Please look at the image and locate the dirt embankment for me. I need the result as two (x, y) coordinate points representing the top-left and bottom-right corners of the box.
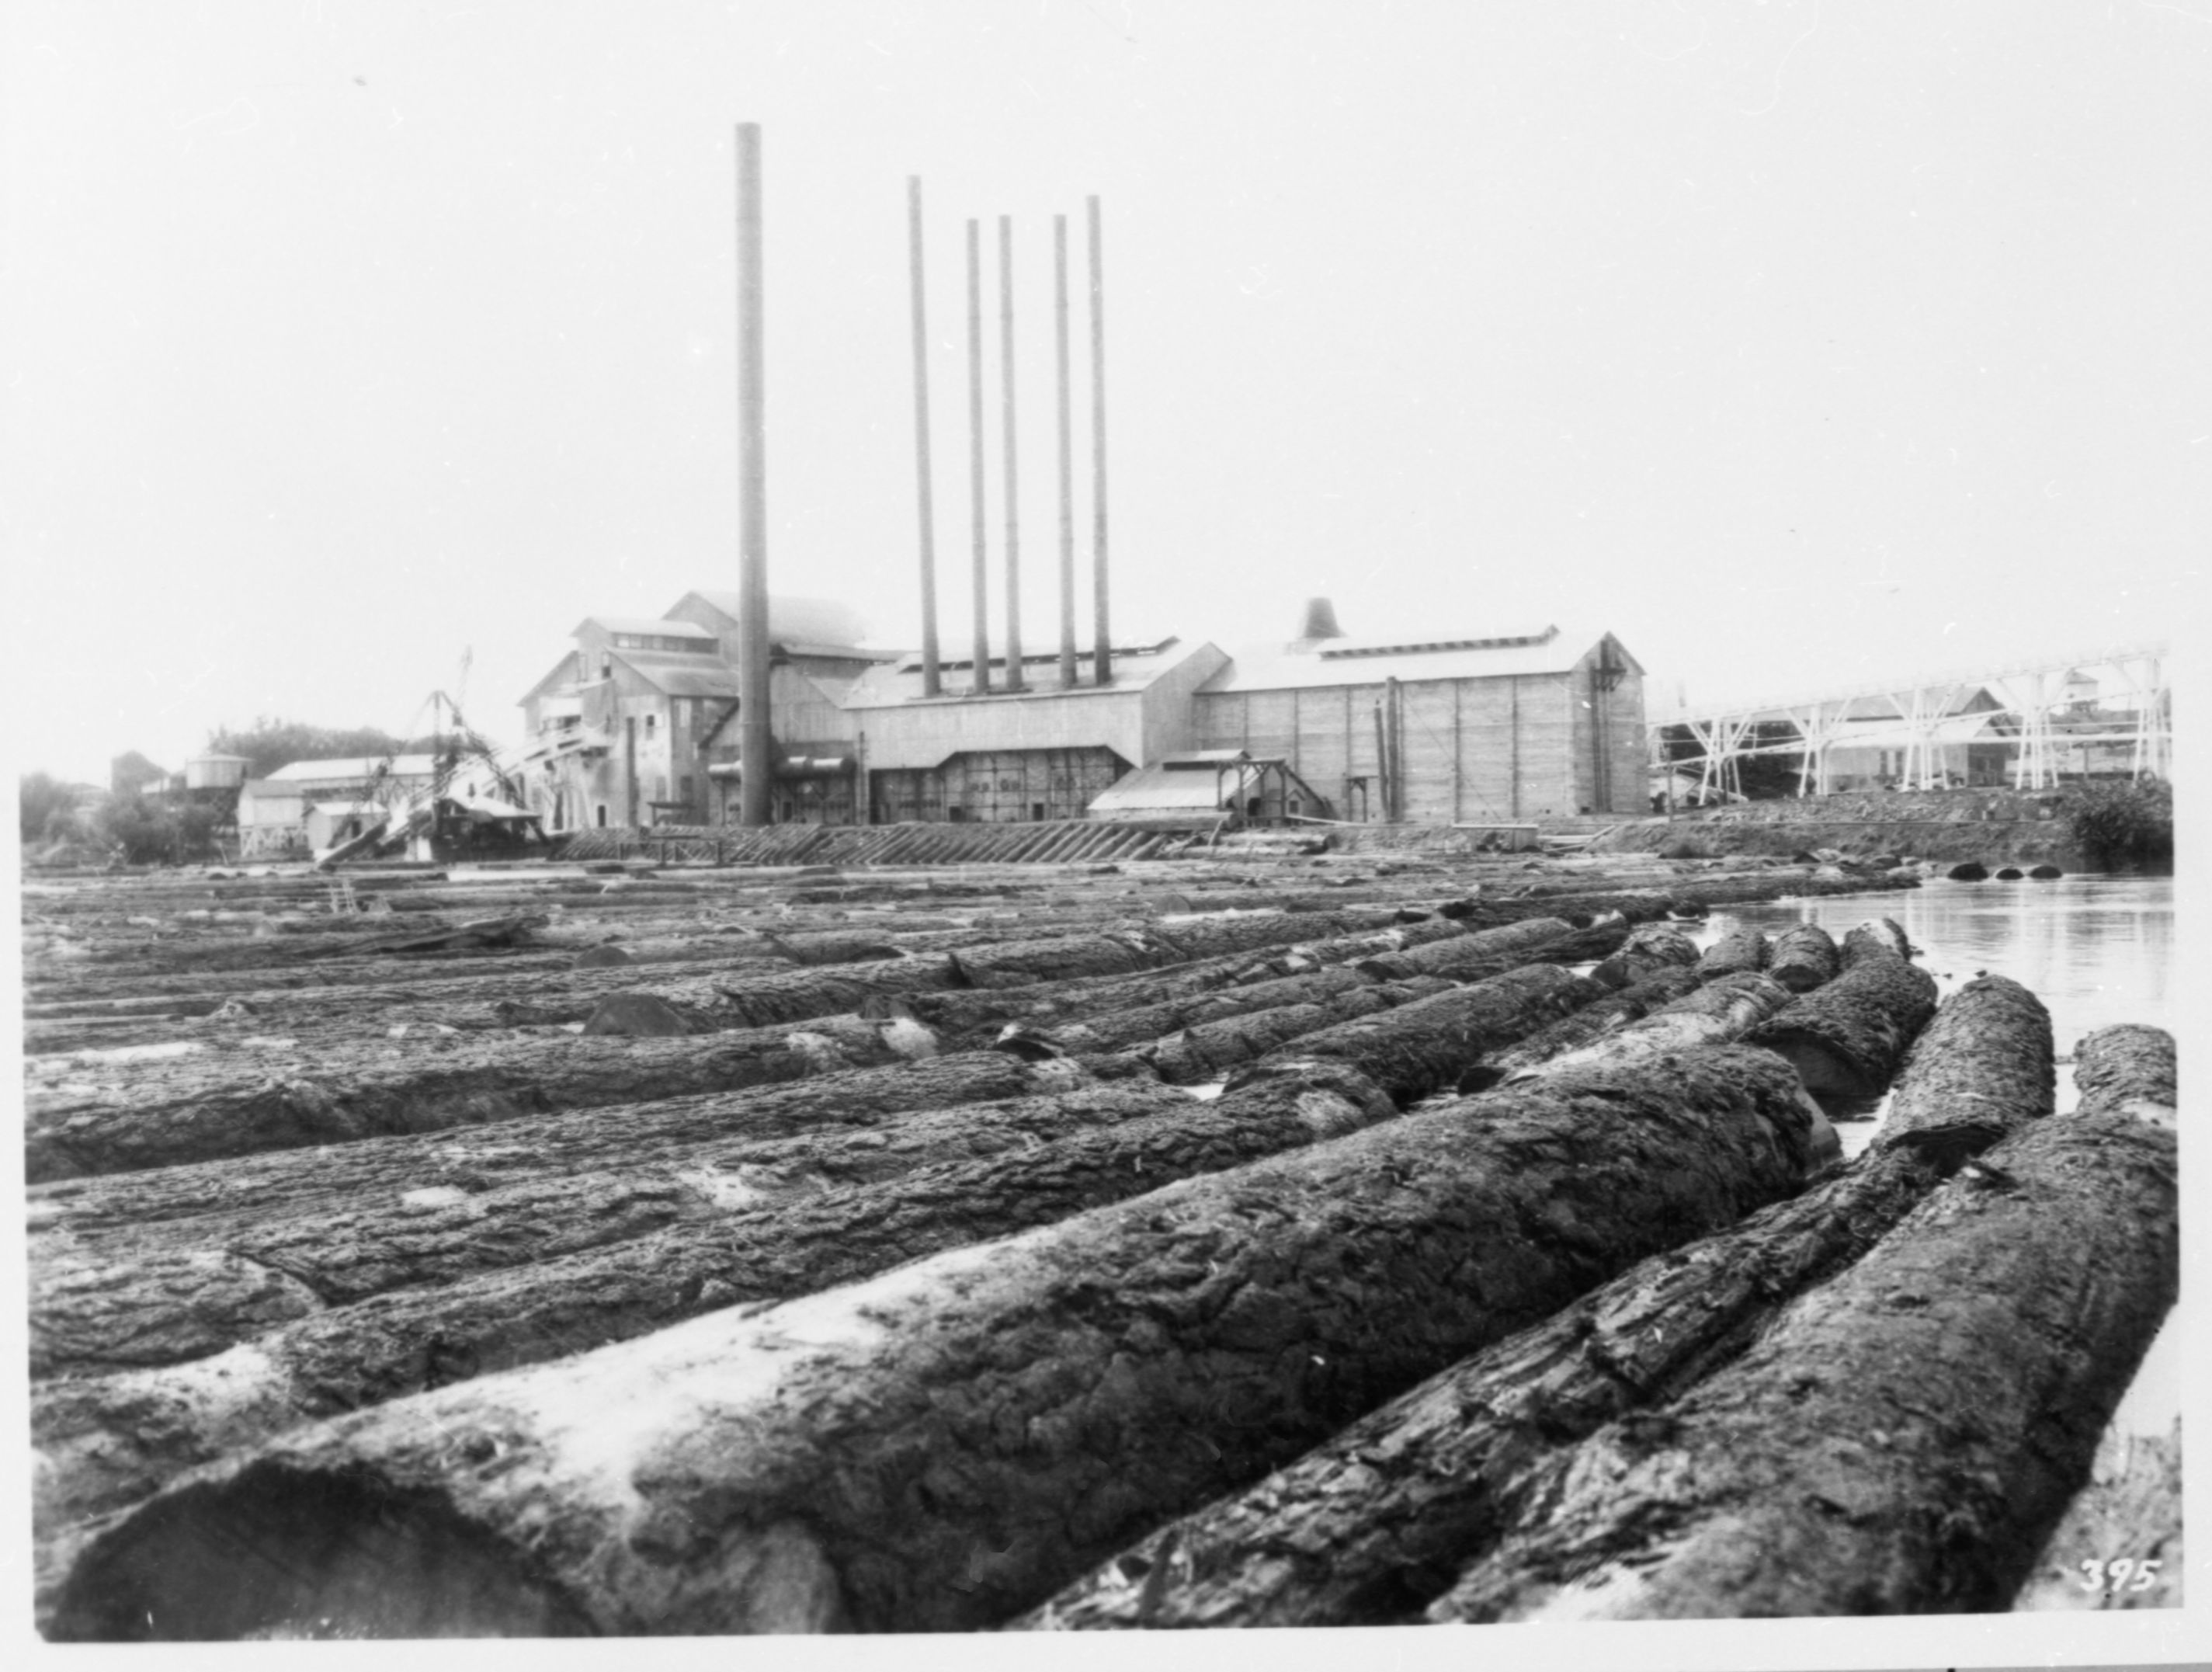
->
(1594, 788), (2080, 868)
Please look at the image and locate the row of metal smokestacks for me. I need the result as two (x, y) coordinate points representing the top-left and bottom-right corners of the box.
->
(908, 178), (1111, 698)
(727, 127), (1113, 824)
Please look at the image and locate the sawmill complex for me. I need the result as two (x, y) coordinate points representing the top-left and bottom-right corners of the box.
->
(516, 593), (1648, 833)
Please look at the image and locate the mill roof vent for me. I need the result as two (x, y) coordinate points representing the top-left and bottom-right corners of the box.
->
(1289, 596), (1346, 652)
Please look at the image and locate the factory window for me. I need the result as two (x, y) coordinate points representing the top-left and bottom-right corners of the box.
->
(680, 775), (694, 803)
(596, 804), (607, 828)
(1031, 803), (1046, 821)
(644, 714), (658, 738)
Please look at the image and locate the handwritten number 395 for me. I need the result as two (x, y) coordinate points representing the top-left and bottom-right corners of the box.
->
(2079, 1558), (2162, 1593)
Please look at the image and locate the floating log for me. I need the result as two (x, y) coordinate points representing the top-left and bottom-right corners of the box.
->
(1035, 963), (1381, 1055)
(1740, 947), (1939, 1100)
(47, 1045), (1828, 1641)
(1131, 978), (1453, 1084)
(1019, 1143), (1951, 1629)
(1589, 923), (1700, 989)
(25, 1014), (928, 1185)
(1454, 967), (1704, 1093)
(1423, 1103), (2179, 1621)
(26, 1051), (1089, 1253)
(36, 1072), (1314, 1534)
(860, 918), (1465, 1043)
(1877, 975), (2053, 1165)
(1765, 923), (1840, 992)
(1840, 915), (1912, 965)
(1247, 963), (1605, 1102)
(1346, 916), (1589, 983)
(2071, 1024), (2176, 1126)
(343, 913), (550, 957)
(1516, 971), (1799, 1085)
(1027, 979), (2059, 1627)
(1692, 926), (1768, 979)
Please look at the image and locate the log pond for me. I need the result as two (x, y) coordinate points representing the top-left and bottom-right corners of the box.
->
(1698, 871), (2178, 1443)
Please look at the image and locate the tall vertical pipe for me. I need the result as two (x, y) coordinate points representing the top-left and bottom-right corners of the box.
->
(1054, 214), (1078, 688)
(908, 177), (942, 699)
(1087, 194), (1110, 686)
(998, 215), (1024, 693)
(735, 123), (773, 829)
(967, 218), (991, 694)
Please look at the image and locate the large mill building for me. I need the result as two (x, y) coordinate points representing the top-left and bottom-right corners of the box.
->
(516, 594), (1644, 832)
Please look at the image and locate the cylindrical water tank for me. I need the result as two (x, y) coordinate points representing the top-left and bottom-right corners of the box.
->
(185, 753), (251, 791)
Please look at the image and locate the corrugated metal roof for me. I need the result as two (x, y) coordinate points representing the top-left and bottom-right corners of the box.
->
(846, 637), (1209, 707)
(1089, 760), (1264, 813)
(1199, 629), (1637, 693)
(269, 755), (439, 782)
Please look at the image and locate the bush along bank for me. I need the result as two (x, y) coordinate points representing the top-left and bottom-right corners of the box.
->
(1594, 784), (2172, 873)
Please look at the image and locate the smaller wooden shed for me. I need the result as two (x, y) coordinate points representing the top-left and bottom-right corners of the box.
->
(1086, 750), (1332, 825)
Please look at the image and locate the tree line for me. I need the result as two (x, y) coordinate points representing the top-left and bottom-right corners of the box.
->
(19, 719), (434, 865)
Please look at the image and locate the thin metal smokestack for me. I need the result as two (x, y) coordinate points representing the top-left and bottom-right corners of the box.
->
(734, 123), (773, 829)
(966, 217), (991, 694)
(1088, 194), (1110, 687)
(998, 215), (1024, 693)
(907, 177), (941, 699)
(1054, 213), (1078, 689)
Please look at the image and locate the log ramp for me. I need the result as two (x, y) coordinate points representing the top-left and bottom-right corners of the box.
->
(1017, 969), (2062, 1628)
(47, 1046), (1829, 1640)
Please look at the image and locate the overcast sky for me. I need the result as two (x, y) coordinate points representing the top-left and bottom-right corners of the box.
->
(5, 0), (2206, 783)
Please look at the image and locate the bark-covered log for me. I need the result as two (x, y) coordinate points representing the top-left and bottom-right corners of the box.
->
(1876, 975), (2053, 1163)
(1346, 916), (1589, 983)
(1514, 972), (1798, 1085)
(860, 919), (1467, 1042)
(1019, 1144), (1949, 1629)
(1766, 923), (1840, 992)
(2072, 1024), (2177, 1126)
(33, 1071), (1363, 1535)
(1423, 1105), (2179, 1621)
(1841, 916), (1912, 966)
(1589, 924), (1700, 989)
(1740, 948), (1939, 1099)
(945, 926), (1189, 987)
(47, 1047), (1829, 1641)
(24, 1015), (929, 1185)
(1144, 908), (1401, 961)
(1454, 968), (1705, 1093)
(1693, 927), (1769, 980)
(26, 1051), (1092, 1253)
(1247, 963), (1606, 1103)
(1035, 964), (1381, 1055)
(1130, 979), (1453, 1085)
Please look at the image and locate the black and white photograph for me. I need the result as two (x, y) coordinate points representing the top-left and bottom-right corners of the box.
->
(4, 3), (2200, 1667)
